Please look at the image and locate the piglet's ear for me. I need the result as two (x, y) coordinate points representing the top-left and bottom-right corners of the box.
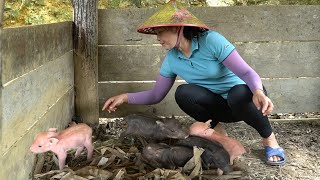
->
(47, 131), (57, 138)
(49, 138), (59, 145)
(205, 120), (212, 125)
(48, 128), (57, 132)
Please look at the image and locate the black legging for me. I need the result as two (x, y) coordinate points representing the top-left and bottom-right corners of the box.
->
(175, 84), (273, 138)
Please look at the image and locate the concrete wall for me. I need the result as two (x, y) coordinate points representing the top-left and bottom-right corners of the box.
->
(0, 22), (74, 180)
(98, 5), (320, 117)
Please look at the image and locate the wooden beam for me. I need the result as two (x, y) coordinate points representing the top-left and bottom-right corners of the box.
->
(73, 0), (99, 124)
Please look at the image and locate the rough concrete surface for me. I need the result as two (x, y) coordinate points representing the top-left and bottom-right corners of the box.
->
(1, 22), (72, 84)
(0, 22), (74, 180)
(1, 51), (74, 155)
(98, 6), (320, 45)
(98, 77), (320, 118)
(98, 41), (320, 81)
(0, 89), (74, 180)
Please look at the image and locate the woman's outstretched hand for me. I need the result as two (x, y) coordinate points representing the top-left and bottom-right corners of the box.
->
(252, 89), (274, 116)
(102, 94), (128, 113)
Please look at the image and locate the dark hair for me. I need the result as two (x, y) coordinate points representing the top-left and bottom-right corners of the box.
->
(183, 26), (203, 40)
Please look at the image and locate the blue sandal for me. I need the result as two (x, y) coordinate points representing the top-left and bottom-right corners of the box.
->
(264, 146), (286, 166)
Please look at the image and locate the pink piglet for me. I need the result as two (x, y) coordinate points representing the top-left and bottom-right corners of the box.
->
(189, 120), (247, 165)
(30, 123), (93, 170)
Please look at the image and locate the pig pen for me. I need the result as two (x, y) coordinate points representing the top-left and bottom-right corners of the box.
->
(2, 5), (319, 180)
(31, 113), (320, 179)
(94, 6), (320, 179)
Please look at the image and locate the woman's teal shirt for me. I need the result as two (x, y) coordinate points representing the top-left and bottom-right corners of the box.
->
(160, 30), (245, 99)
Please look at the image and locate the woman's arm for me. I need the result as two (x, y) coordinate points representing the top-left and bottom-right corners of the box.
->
(223, 50), (263, 93)
(223, 49), (274, 115)
(127, 74), (176, 104)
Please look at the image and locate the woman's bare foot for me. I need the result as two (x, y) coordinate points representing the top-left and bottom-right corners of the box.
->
(262, 132), (282, 162)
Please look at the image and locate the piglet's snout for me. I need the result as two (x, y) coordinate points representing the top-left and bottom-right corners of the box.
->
(30, 146), (36, 153)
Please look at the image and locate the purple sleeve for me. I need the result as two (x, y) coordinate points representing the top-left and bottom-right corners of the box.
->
(223, 50), (263, 93)
(127, 75), (175, 105)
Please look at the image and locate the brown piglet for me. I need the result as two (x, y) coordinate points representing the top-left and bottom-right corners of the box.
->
(30, 123), (93, 170)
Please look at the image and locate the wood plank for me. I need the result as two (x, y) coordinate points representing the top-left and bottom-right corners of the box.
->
(237, 41), (320, 78)
(73, 0), (99, 125)
(0, 89), (74, 180)
(263, 78), (320, 114)
(98, 45), (166, 81)
(98, 41), (320, 81)
(98, 77), (320, 118)
(98, 6), (320, 45)
(99, 82), (185, 118)
(1, 22), (73, 84)
(1, 52), (74, 155)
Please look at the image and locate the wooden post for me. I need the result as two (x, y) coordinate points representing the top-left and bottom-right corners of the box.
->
(0, 0), (4, 142)
(72, 0), (99, 124)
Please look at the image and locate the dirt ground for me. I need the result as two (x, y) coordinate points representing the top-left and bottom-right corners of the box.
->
(223, 119), (320, 179)
(33, 113), (320, 179)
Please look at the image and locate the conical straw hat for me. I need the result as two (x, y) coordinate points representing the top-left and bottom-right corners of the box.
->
(137, 0), (209, 35)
